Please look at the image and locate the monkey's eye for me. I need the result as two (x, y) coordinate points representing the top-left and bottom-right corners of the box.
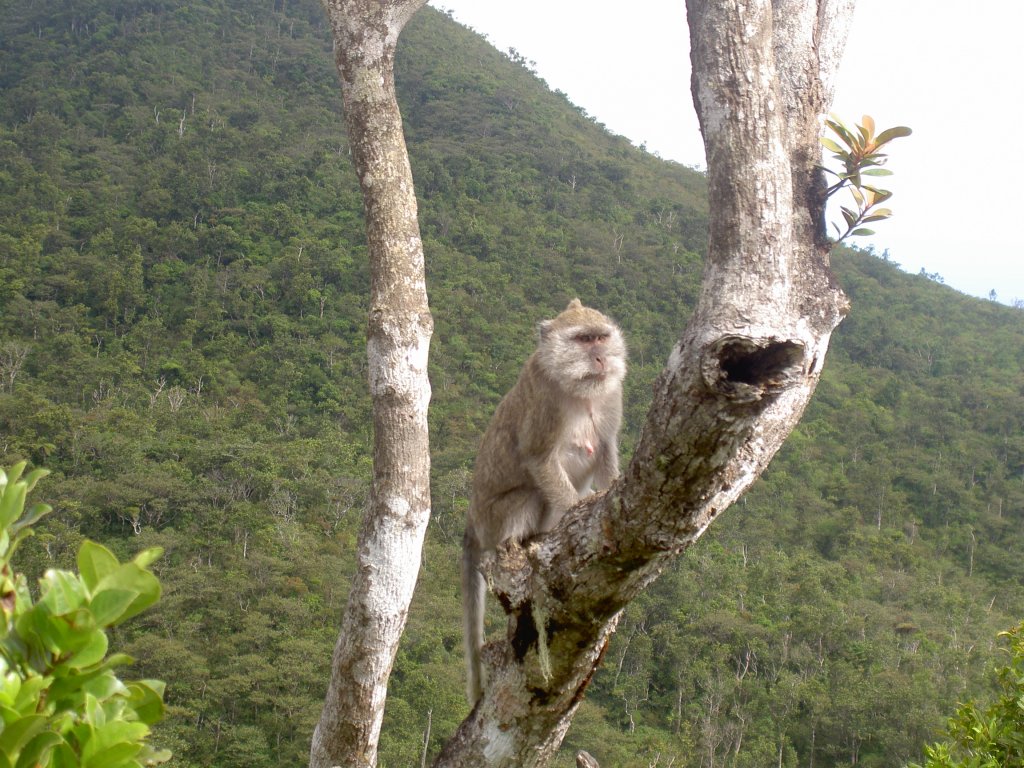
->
(575, 334), (596, 343)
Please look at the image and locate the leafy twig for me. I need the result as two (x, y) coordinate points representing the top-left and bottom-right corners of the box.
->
(821, 114), (911, 242)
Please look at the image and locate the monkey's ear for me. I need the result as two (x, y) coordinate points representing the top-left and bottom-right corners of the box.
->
(538, 319), (554, 340)
(566, 298), (583, 310)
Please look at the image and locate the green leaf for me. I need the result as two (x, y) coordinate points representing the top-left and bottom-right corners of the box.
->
(20, 469), (49, 495)
(12, 676), (51, 715)
(126, 681), (165, 726)
(0, 713), (48, 758)
(15, 730), (63, 768)
(99, 654), (134, 670)
(0, 482), (27, 529)
(63, 630), (108, 671)
(876, 125), (913, 144)
(94, 566), (161, 626)
(26, 611), (67, 657)
(5, 528), (37, 562)
(864, 187), (893, 203)
(9, 500), (51, 537)
(90, 589), (139, 628)
(39, 569), (89, 616)
(850, 228), (876, 236)
(82, 741), (144, 768)
(819, 137), (845, 154)
(826, 114), (856, 145)
(78, 541), (121, 593)
(860, 154), (889, 167)
(860, 168), (893, 176)
(84, 691), (105, 727)
(47, 666), (108, 703)
(1, 462), (26, 487)
(0, 703), (20, 725)
(81, 671), (125, 700)
(50, 742), (79, 768)
(0, 677), (22, 710)
(80, 720), (148, 765)
(139, 679), (165, 699)
(131, 547), (163, 571)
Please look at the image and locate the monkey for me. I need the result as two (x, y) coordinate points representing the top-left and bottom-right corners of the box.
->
(461, 298), (627, 704)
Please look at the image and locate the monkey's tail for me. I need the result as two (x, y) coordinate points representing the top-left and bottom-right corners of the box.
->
(461, 529), (486, 705)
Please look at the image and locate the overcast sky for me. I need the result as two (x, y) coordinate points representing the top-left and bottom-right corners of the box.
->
(432, 0), (1024, 306)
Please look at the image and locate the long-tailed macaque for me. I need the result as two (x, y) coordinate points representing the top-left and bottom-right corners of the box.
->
(462, 298), (627, 704)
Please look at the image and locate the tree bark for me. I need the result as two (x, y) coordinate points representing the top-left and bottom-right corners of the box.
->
(309, 1), (431, 767)
(432, 1), (853, 765)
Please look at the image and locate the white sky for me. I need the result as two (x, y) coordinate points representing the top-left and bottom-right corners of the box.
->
(432, 0), (1024, 305)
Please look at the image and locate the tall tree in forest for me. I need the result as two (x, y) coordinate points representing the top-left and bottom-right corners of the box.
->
(309, 1), (432, 766)
(311, 0), (856, 766)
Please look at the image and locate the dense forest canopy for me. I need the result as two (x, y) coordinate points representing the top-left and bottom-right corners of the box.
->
(0, 1), (1021, 766)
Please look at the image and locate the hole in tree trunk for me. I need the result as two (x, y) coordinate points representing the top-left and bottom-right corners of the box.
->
(702, 337), (805, 400)
(719, 339), (803, 385)
(511, 600), (538, 660)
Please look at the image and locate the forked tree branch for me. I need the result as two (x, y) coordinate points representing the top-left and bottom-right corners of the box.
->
(433, 1), (852, 765)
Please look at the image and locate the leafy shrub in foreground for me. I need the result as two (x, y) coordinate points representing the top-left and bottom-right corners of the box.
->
(0, 462), (169, 768)
(910, 621), (1024, 768)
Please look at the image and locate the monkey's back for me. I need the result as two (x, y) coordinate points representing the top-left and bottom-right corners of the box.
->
(467, 354), (566, 549)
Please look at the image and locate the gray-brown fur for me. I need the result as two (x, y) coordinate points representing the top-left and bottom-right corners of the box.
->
(462, 299), (626, 703)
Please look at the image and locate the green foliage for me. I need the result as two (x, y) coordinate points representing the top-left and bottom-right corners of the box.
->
(822, 114), (912, 240)
(909, 622), (1024, 768)
(0, 463), (169, 768)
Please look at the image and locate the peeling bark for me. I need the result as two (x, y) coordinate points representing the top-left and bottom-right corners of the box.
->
(310, 1), (431, 767)
(432, 1), (853, 765)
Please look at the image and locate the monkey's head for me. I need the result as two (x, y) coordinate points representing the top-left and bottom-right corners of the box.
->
(536, 299), (627, 398)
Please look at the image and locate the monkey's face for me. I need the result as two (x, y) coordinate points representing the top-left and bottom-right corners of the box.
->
(573, 328), (624, 378)
(537, 302), (627, 398)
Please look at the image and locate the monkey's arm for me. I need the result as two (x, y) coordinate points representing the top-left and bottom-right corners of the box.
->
(592, 392), (622, 490)
(526, 452), (580, 521)
(592, 437), (619, 491)
(511, 386), (580, 520)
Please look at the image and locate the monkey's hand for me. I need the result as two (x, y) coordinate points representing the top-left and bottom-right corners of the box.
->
(527, 456), (579, 527)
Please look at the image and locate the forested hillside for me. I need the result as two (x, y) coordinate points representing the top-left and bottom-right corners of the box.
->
(1, 1), (1021, 766)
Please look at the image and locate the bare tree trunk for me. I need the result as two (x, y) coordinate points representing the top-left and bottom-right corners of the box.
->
(432, 1), (852, 765)
(309, 1), (431, 767)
